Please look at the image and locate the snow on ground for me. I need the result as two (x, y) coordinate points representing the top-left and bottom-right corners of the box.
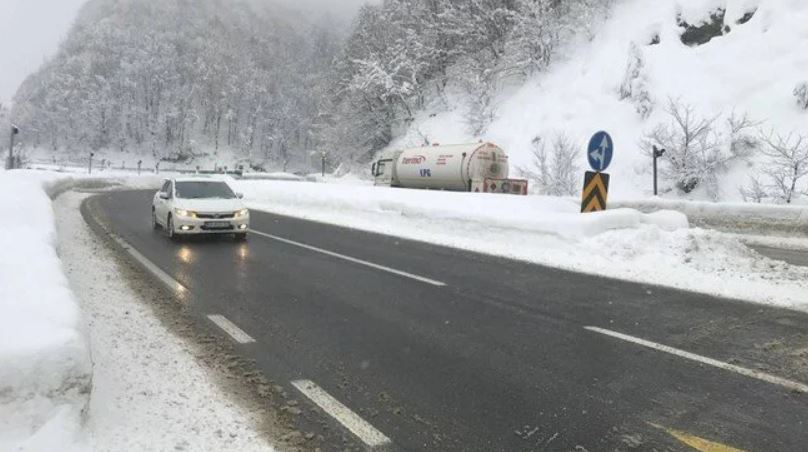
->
(235, 179), (808, 310)
(0, 171), (91, 452)
(392, 0), (808, 201)
(54, 191), (274, 452)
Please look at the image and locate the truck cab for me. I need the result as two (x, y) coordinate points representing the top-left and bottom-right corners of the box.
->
(371, 150), (401, 186)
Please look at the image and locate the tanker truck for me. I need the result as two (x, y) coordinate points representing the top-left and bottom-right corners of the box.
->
(371, 142), (527, 194)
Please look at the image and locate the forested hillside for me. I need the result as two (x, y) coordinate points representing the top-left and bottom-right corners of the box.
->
(12, 0), (341, 169)
(11, 0), (607, 171)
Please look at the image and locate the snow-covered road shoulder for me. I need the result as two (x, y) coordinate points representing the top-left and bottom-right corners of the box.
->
(235, 180), (808, 310)
(0, 172), (92, 452)
(56, 191), (275, 452)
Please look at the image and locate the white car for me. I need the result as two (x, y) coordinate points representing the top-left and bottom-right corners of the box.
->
(152, 178), (250, 240)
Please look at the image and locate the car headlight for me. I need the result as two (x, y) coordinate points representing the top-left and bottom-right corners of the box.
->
(234, 208), (249, 218)
(174, 208), (196, 218)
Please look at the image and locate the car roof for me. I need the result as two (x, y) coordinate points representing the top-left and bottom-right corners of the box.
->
(169, 177), (229, 183)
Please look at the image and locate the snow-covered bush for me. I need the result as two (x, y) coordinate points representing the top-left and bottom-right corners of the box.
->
(727, 110), (759, 158)
(619, 43), (654, 119)
(519, 133), (581, 196)
(794, 82), (808, 110)
(642, 100), (752, 198)
(757, 130), (808, 204)
(739, 174), (767, 203)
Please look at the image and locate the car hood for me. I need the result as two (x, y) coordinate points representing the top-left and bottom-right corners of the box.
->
(175, 198), (245, 213)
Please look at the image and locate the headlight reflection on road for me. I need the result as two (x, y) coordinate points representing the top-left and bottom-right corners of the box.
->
(177, 246), (193, 264)
(237, 244), (249, 261)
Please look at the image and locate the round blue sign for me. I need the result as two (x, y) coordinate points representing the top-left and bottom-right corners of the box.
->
(587, 131), (613, 172)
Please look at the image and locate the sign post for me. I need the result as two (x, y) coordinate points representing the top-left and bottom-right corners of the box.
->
(7, 125), (19, 170)
(321, 151), (327, 177)
(581, 131), (614, 213)
(88, 152), (95, 174)
(652, 146), (665, 196)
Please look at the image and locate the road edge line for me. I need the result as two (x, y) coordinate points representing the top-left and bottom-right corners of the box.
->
(584, 326), (808, 393)
(80, 195), (189, 297)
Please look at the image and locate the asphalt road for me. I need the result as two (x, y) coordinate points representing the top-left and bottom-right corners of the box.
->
(86, 190), (808, 452)
(751, 245), (808, 267)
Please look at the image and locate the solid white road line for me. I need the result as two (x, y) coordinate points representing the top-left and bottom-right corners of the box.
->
(207, 314), (256, 344)
(249, 229), (446, 287)
(291, 380), (392, 449)
(109, 233), (188, 295)
(584, 326), (808, 393)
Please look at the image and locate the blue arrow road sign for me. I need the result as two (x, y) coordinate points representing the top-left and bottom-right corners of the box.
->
(587, 131), (613, 172)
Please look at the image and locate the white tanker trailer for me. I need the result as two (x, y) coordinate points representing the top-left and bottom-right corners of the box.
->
(371, 142), (527, 194)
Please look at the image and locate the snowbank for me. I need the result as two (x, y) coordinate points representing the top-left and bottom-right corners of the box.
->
(0, 171), (92, 452)
(235, 180), (808, 310)
(235, 180), (687, 239)
(613, 197), (808, 237)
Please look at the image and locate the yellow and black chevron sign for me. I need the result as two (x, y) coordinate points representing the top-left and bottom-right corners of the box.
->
(581, 171), (610, 213)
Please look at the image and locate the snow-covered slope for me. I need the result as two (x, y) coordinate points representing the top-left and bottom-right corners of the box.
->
(393, 0), (808, 201)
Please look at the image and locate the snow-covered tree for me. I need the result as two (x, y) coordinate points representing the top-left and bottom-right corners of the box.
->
(520, 133), (581, 196)
(642, 99), (750, 198)
(794, 81), (808, 110)
(619, 42), (653, 119)
(757, 130), (808, 204)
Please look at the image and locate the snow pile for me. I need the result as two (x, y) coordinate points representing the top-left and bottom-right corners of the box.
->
(394, 0), (808, 201)
(613, 197), (808, 236)
(235, 180), (688, 240)
(236, 180), (808, 310)
(0, 171), (92, 452)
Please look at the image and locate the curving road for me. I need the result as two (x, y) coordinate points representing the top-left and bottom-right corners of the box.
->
(84, 190), (808, 452)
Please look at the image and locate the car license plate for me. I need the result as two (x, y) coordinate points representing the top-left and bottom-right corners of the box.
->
(205, 221), (231, 229)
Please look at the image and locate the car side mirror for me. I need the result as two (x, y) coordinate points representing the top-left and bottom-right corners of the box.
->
(236, 193), (244, 199)
(159, 192), (169, 200)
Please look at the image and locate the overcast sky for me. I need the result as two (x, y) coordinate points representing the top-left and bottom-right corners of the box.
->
(0, 0), (372, 105)
(0, 0), (86, 104)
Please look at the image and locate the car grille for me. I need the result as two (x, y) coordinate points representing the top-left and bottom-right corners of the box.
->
(196, 212), (235, 219)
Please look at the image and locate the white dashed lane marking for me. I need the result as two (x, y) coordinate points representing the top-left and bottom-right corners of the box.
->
(207, 314), (256, 344)
(291, 379), (392, 449)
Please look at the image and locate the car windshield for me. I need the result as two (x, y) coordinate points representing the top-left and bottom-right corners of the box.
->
(174, 181), (236, 199)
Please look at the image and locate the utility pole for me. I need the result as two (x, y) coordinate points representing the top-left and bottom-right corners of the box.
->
(652, 146), (666, 196)
(88, 152), (95, 174)
(7, 125), (19, 170)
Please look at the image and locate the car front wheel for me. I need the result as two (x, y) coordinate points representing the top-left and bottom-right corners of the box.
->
(166, 214), (178, 240)
(152, 208), (160, 230)
(234, 232), (247, 241)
